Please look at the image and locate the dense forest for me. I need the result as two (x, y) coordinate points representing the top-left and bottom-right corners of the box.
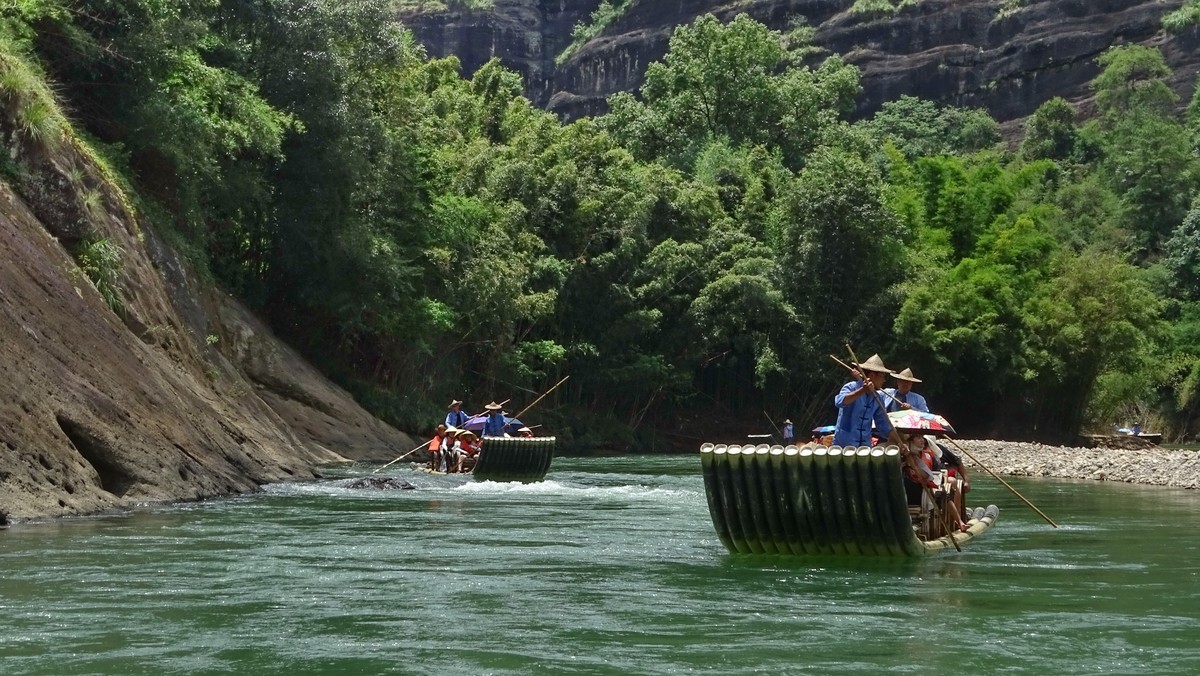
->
(3, 1), (1200, 447)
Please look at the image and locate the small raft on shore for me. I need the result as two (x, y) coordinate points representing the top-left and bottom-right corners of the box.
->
(699, 443), (999, 556)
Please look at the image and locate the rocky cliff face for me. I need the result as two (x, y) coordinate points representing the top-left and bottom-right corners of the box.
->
(0, 105), (416, 522)
(403, 0), (1200, 123)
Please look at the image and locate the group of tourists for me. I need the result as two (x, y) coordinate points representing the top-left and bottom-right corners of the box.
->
(833, 353), (972, 536)
(428, 399), (535, 473)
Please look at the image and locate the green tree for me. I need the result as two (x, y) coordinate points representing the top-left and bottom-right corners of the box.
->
(1087, 46), (1198, 256)
(864, 95), (1000, 158)
(604, 13), (858, 170)
(1019, 97), (1077, 162)
(1165, 198), (1200, 301)
(778, 146), (905, 360)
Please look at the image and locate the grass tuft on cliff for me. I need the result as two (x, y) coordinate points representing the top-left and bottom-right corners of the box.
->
(0, 36), (68, 151)
(1163, 0), (1200, 32)
(556, 0), (635, 66)
(73, 237), (125, 316)
(848, 0), (922, 17)
(394, 0), (493, 14)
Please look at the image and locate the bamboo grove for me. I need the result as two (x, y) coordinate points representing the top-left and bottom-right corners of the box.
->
(4, 2), (1200, 446)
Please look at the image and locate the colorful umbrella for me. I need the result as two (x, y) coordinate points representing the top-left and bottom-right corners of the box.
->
(811, 424), (836, 435)
(887, 410), (955, 437)
(461, 414), (524, 434)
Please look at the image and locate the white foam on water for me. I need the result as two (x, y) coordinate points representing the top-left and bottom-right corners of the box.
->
(455, 479), (695, 503)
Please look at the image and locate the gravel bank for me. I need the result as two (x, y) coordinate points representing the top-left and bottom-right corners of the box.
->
(951, 440), (1200, 489)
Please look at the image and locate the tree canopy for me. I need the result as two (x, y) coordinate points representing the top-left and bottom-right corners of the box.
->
(3, 7), (1196, 444)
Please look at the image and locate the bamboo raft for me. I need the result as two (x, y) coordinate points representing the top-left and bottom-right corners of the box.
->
(700, 443), (999, 556)
(470, 436), (557, 483)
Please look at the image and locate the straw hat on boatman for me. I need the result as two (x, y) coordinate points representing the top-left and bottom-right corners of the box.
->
(483, 401), (507, 437)
(832, 353), (898, 448)
(445, 399), (468, 429)
(884, 367), (929, 413)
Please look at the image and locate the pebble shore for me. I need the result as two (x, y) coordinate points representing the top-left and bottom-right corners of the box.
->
(952, 439), (1200, 489)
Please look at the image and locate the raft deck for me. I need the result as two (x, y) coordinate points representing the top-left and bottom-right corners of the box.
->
(700, 443), (998, 556)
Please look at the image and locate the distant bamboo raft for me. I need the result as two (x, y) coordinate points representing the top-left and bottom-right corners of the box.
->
(473, 437), (556, 483)
(699, 443), (999, 556)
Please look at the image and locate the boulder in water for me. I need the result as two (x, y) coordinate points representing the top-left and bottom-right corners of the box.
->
(345, 476), (415, 490)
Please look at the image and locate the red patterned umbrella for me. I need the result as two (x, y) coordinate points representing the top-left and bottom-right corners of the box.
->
(888, 410), (955, 437)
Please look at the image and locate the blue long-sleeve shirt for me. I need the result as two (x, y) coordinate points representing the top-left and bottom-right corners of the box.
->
(833, 380), (892, 447)
(882, 388), (929, 413)
(483, 412), (507, 437)
(445, 409), (469, 429)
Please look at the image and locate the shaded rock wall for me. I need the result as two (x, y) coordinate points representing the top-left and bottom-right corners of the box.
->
(403, 0), (1200, 123)
(0, 109), (415, 522)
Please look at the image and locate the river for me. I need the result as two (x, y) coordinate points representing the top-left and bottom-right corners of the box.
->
(1, 455), (1198, 674)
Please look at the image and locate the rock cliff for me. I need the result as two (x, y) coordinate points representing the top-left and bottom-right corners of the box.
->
(0, 101), (416, 523)
(402, 0), (1200, 123)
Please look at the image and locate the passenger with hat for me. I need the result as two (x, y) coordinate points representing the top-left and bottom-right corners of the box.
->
(450, 430), (480, 473)
(781, 419), (795, 445)
(445, 399), (469, 429)
(482, 401), (507, 438)
(429, 424), (449, 472)
(883, 368), (929, 413)
(833, 353), (897, 448)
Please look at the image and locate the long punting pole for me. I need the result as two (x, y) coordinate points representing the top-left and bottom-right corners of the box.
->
(371, 439), (434, 475)
(762, 411), (783, 437)
(512, 375), (570, 422)
(943, 437), (1059, 528)
(839, 346), (961, 551)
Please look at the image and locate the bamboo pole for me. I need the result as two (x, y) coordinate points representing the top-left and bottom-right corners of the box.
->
(762, 411), (783, 437)
(943, 437), (1059, 528)
(371, 439), (433, 475)
(511, 375), (570, 421)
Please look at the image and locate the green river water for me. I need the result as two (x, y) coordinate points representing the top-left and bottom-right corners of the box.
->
(1, 455), (1198, 674)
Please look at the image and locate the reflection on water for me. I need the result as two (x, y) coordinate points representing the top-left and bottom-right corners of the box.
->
(0, 456), (1198, 673)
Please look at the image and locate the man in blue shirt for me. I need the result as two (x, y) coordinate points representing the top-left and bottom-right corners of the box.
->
(834, 353), (897, 447)
(482, 402), (507, 437)
(782, 419), (795, 445)
(445, 400), (469, 429)
(883, 368), (929, 413)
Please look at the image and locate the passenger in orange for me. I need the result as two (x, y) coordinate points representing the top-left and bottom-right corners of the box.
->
(429, 424), (448, 472)
(458, 431), (481, 472)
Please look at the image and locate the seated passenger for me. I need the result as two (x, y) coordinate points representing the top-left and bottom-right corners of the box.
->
(902, 433), (969, 535)
(929, 436), (970, 516)
(457, 431), (481, 472)
(443, 429), (468, 473)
